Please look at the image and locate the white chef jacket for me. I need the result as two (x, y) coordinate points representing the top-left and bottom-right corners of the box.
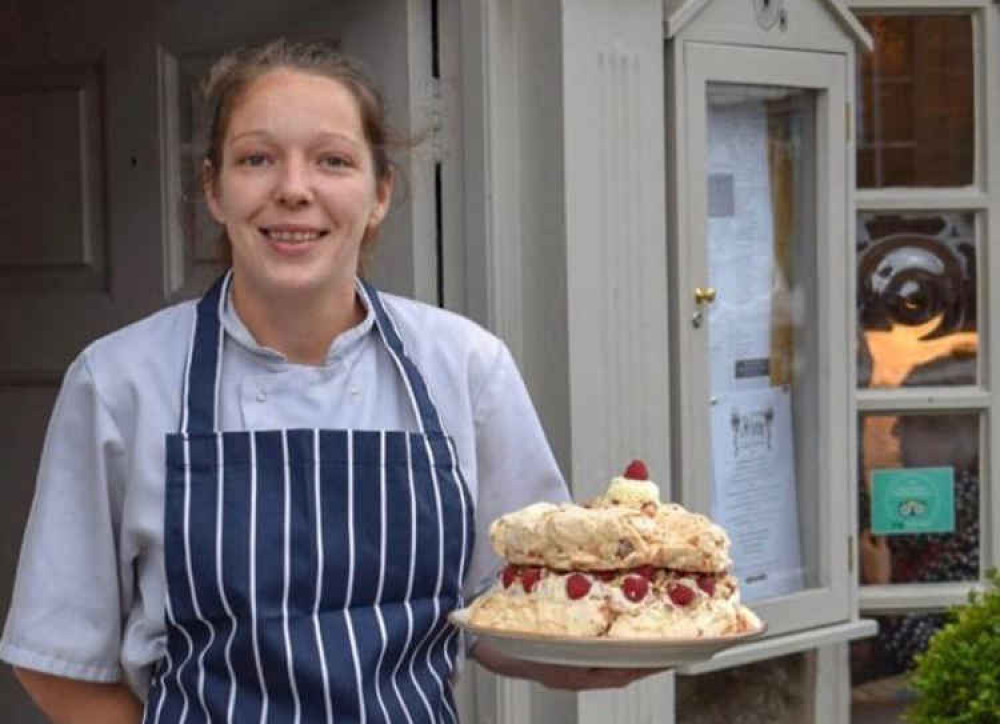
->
(0, 281), (569, 696)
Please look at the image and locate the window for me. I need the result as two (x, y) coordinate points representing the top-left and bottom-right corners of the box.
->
(849, 1), (998, 718)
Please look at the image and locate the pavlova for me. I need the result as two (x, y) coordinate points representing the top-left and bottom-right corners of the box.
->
(467, 460), (762, 639)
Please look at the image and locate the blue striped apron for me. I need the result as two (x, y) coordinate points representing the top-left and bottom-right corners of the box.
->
(143, 272), (475, 724)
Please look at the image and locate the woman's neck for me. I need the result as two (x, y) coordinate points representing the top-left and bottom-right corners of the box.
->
(230, 277), (364, 366)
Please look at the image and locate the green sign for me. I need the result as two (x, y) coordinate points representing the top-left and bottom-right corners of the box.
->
(871, 467), (955, 535)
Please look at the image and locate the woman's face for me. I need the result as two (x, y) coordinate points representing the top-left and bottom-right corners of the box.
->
(205, 69), (392, 301)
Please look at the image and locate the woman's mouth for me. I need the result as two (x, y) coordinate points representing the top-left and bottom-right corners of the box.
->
(260, 227), (329, 243)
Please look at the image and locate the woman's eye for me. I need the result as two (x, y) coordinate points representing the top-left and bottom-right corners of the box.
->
(320, 155), (352, 169)
(238, 153), (271, 167)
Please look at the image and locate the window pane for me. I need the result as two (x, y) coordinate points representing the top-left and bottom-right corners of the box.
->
(858, 412), (980, 585)
(705, 84), (819, 603)
(857, 212), (978, 388)
(856, 15), (974, 188)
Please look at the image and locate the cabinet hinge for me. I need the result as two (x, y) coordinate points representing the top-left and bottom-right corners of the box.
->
(846, 103), (852, 143)
(848, 535), (854, 573)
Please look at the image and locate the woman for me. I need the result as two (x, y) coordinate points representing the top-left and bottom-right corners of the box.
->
(1, 40), (651, 723)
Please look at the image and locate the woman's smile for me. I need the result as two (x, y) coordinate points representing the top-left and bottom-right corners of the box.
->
(259, 224), (330, 256)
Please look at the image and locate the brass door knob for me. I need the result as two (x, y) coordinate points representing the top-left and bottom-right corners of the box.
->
(694, 287), (717, 305)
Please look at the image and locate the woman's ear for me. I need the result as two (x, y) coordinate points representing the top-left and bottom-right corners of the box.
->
(203, 159), (226, 224)
(369, 171), (395, 229)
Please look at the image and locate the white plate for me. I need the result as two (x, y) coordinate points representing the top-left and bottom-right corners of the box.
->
(449, 609), (767, 669)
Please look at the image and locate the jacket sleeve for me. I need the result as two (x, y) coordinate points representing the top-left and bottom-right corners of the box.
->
(463, 341), (570, 602)
(0, 350), (127, 682)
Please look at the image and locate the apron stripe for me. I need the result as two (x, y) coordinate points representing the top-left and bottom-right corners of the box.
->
(403, 436), (436, 723)
(215, 434), (239, 724)
(248, 433), (269, 724)
(165, 593), (193, 724)
(316, 431), (360, 721)
(425, 621), (459, 724)
(220, 434), (263, 724)
(389, 434), (423, 724)
(179, 307), (198, 435)
(310, 429), (335, 724)
(343, 430), (367, 723)
(446, 437), (472, 590)
(442, 628), (460, 673)
(183, 433), (215, 724)
(371, 431), (395, 724)
(212, 273), (229, 430)
(280, 431), (303, 724)
(254, 431), (298, 721)
(148, 649), (172, 724)
(412, 435), (454, 723)
(444, 436), (471, 666)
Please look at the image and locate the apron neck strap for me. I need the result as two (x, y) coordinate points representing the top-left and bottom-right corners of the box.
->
(180, 271), (230, 434)
(357, 279), (444, 436)
(180, 272), (445, 436)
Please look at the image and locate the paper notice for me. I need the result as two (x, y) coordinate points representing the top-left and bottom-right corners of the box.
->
(710, 386), (805, 602)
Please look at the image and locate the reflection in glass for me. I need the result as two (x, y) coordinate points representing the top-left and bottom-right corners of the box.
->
(853, 412), (980, 697)
(850, 613), (934, 705)
(176, 55), (224, 263)
(856, 14), (974, 188)
(705, 84), (817, 603)
(858, 412), (980, 586)
(857, 212), (978, 388)
(677, 652), (810, 723)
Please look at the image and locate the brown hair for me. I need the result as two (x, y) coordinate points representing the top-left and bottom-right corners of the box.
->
(200, 38), (397, 265)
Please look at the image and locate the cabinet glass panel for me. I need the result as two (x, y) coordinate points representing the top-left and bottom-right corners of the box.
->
(858, 412), (980, 586)
(705, 84), (819, 604)
(856, 14), (974, 188)
(857, 212), (978, 389)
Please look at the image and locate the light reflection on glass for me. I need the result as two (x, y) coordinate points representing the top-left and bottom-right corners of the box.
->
(857, 212), (977, 389)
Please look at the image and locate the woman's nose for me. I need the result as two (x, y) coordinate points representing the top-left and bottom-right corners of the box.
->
(274, 158), (313, 207)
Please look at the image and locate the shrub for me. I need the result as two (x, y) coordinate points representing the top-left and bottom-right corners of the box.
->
(905, 569), (1000, 723)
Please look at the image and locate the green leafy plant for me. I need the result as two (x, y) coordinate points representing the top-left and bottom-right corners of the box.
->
(905, 568), (1000, 723)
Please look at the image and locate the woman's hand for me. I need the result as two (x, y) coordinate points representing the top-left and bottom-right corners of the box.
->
(471, 640), (666, 691)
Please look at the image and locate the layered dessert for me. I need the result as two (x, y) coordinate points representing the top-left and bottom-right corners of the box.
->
(468, 461), (761, 639)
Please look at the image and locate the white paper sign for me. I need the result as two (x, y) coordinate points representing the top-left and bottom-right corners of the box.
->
(710, 386), (805, 602)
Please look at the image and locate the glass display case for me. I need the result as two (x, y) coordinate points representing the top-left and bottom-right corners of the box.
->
(670, 37), (854, 639)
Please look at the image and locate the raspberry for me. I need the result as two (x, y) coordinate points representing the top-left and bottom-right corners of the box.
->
(634, 565), (656, 580)
(696, 574), (716, 596)
(595, 570), (617, 582)
(501, 565), (517, 589)
(624, 459), (649, 480)
(521, 567), (541, 593)
(622, 575), (649, 602)
(565, 573), (592, 600)
(668, 583), (696, 606)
